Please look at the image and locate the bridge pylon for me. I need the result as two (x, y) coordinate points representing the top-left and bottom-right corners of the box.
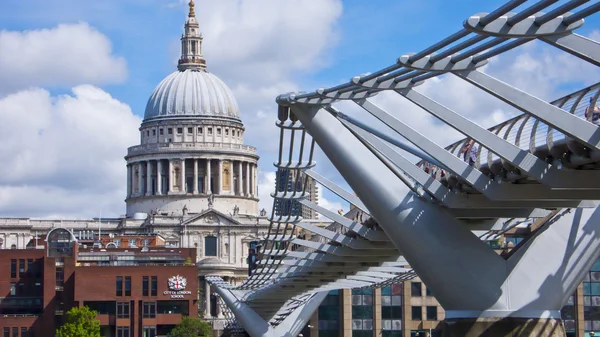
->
(289, 103), (600, 337)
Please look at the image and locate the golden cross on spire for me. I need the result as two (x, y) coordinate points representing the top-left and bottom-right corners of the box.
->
(188, 0), (195, 17)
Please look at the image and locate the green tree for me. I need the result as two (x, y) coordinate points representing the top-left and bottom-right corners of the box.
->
(56, 306), (101, 337)
(168, 316), (212, 337)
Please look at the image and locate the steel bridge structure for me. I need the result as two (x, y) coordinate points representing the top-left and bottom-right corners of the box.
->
(207, 1), (600, 336)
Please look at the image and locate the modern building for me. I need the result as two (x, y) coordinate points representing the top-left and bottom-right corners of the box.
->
(0, 228), (198, 337)
(306, 209), (589, 337)
(273, 169), (319, 219)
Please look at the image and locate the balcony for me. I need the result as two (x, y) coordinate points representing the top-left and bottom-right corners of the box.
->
(127, 142), (257, 157)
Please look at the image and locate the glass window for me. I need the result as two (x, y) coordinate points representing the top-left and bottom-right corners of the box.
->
(19, 259), (25, 273)
(411, 282), (422, 296)
(117, 326), (130, 337)
(21, 328), (27, 337)
(411, 306), (422, 320)
(318, 292), (340, 335)
(177, 128), (183, 134)
(143, 302), (156, 318)
(125, 277), (131, 296)
(142, 239), (150, 247)
(128, 239), (136, 247)
(160, 128), (164, 135)
(217, 128), (221, 135)
(425, 287), (433, 296)
(426, 306), (437, 320)
(10, 283), (15, 295)
(143, 326), (156, 337)
(10, 259), (16, 278)
(116, 276), (123, 296)
(208, 127), (212, 135)
(168, 128), (173, 135)
(198, 127), (203, 134)
(187, 127), (192, 134)
(205, 236), (217, 256)
(56, 268), (64, 286)
(352, 289), (373, 334)
(117, 302), (130, 318)
(143, 276), (149, 296)
(11, 328), (16, 337)
(225, 129), (229, 136)
(152, 129), (156, 136)
(3, 328), (8, 337)
(151, 276), (157, 296)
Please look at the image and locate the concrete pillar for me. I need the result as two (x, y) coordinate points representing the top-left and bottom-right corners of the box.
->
(168, 160), (174, 193)
(206, 159), (212, 194)
(126, 164), (131, 198)
(137, 162), (143, 195)
(290, 103), (600, 337)
(218, 160), (223, 194)
(245, 162), (250, 197)
(193, 159), (199, 194)
(157, 160), (163, 195)
(238, 161), (243, 196)
(181, 158), (186, 193)
(146, 160), (152, 196)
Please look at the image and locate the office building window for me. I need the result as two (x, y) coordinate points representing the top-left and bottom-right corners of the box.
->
(117, 302), (130, 318)
(425, 287), (433, 296)
(426, 306), (438, 320)
(125, 276), (131, 296)
(411, 282), (422, 297)
(128, 239), (136, 247)
(56, 268), (64, 286)
(143, 302), (156, 318)
(151, 276), (157, 296)
(116, 276), (123, 296)
(143, 326), (156, 337)
(19, 259), (25, 273)
(143, 276), (149, 296)
(352, 288), (373, 337)
(205, 236), (217, 256)
(3, 327), (7, 337)
(382, 285), (402, 335)
(27, 259), (34, 274)
(583, 258), (600, 332)
(117, 326), (130, 337)
(11, 328), (17, 337)
(318, 290), (339, 337)
(21, 328), (27, 337)
(10, 259), (16, 278)
(411, 306), (422, 320)
(562, 294), (576, 334)
(10, 283), (15, 295)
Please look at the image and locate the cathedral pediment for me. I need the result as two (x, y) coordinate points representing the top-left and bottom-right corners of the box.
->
(183, 209), (242, 227)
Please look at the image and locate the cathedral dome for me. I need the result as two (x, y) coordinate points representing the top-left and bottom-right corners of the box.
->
(143, 69), (240, 121)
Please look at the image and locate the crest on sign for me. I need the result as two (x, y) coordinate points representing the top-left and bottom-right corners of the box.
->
(168, 275), (187, 291)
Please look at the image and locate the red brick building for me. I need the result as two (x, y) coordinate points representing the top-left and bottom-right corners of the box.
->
(0, 228), (198, 337)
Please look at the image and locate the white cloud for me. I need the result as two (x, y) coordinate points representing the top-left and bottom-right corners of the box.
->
(0, 23), (127, 94)
(257, 170), (276, 214)
(0, 85), (141, 218)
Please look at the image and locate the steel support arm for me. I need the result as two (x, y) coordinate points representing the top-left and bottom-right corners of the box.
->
(454, 70), (600, 151)
(539, 33), (600, 67)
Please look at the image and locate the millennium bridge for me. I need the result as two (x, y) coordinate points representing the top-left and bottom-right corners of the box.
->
(207, 1), (600, 336)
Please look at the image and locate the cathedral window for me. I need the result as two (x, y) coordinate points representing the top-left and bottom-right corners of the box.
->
(168, 128), (173, 135)
(160, 128), (164, 135)
(152, 129), (156, 136)
(146, 130), (150, 136)
(217, 128), (221, 135)
(205, 236), (217, 256)
(198, 127), (203, 134)
(225, 129), (229, 136)
(177, 127), (183, 134)
(208, 127), (213, 135)
(187, 127), (193, 134)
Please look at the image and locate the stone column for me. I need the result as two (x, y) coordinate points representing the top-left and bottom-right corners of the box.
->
(157, 160), (163, 195)
(245, 162), (250, 197)
(252, 164), (257, 197)
(146, 160), (152, 196)
(193, 159), (199, 194)
(238, 161), (243, 196)
(168, 160), (174, 193)
(218, 160), (223, 194)
(126, 164), (131, 198)
(206, 159), (212, 194)
(205, 279), (211, 318)
(137, 162), (143, 196)
(229, 161), (234, 195)
(181, 159), (186, 193)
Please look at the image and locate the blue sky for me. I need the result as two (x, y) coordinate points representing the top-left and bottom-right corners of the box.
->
(0, 0), (599, 217)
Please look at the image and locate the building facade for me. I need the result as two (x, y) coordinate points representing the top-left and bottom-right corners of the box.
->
(0, 229), (198, 337)
(0, 1), (272, 335)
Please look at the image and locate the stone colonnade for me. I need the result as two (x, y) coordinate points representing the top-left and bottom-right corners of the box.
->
(202, 276), (244, 319)
(126, 158), (257, 198)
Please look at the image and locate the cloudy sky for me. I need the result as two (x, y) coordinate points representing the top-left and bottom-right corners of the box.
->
(0, 0), (599, 219)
